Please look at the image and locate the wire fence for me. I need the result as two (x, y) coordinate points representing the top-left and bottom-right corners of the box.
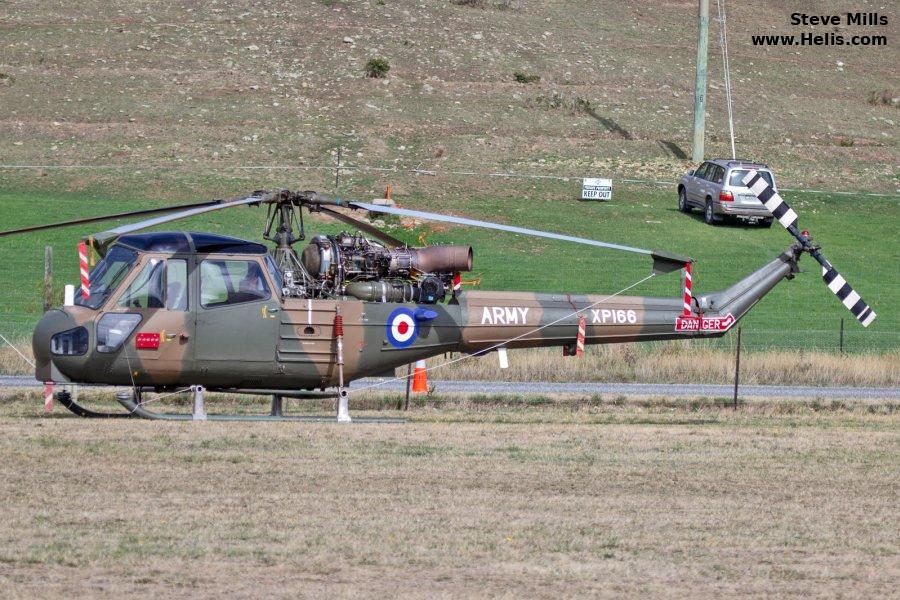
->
(694, 326), (898, 354)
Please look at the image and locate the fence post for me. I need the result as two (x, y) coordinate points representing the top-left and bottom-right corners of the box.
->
(839, 318), (844, 355)
(732, 327), (741, 410)
(43, 245), (53, 312)
(402, 363), (412, 411)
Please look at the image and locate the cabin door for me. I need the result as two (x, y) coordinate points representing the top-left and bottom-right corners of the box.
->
(105, 255), (195, 384)
(193, 258), (279, 363)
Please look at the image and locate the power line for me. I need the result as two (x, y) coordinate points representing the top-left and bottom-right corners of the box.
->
(716, 0), (737, 159)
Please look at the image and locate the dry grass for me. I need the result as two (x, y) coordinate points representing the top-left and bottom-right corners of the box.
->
(0, 394), (896, 598)
(429, 345), (900, 387)
(3, 343), (898, 387)
(0, 344), (34, 376)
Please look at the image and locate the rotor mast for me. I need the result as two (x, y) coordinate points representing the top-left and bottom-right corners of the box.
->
(263, 192), (306, 266)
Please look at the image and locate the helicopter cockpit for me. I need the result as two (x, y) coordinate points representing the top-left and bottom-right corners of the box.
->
(35, 231), (285, 385)
(75, 232), (276, 308)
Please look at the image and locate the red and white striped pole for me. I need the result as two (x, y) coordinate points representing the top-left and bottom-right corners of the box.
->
(682, 262), (693, 316)
(452, 272), (461, 296)
(43, 381), (54, 412)
(78, 241), (90, 299)
(575, 315), (586, 357)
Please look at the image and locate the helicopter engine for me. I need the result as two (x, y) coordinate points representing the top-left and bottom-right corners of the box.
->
(299, 232), (472, 303)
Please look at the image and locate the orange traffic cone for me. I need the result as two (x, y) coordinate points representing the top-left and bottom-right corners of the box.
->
(411, 360), (428, 393)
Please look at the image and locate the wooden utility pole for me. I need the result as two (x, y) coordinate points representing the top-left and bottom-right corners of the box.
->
(692, 0), (710, 162)
(43, 246), (53, 312)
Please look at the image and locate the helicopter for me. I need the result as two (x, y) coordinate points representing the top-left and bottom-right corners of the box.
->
(0, 171), (876, 421)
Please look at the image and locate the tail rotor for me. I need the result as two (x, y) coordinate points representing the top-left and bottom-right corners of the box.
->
(742, 170), (877, 327)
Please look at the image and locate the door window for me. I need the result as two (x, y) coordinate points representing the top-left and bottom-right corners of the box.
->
(201, 260), (271, 308)
(265, 254), (283, 298)
(711, 166), (725, 184)
(117, 259), (165, 308)
(694, 162), (711, 180)
(166, 259), (188, 310)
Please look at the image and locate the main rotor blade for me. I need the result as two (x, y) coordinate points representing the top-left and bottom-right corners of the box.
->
(344, 200), (691, 273)
(741, 170), (876, 327)
(316, 206), (407, 248)
(0, 200), (220, 238)
(92, 193), (271, 246)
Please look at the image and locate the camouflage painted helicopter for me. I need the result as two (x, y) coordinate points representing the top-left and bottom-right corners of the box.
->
(0, 171), (876, 421)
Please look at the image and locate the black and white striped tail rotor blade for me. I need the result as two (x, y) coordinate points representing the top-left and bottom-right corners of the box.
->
(821, 261), (877, 327)
(740, 170), (799, 230)
(740, 169), (876, 327)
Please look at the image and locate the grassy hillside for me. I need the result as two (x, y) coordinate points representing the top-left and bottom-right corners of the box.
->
(0, 0), (896, 191)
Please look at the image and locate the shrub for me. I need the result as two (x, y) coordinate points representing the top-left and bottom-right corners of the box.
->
(525, 91), (595, 114)
(867, 89), (898, 107)
(572, 96), (593, 113)
(364, 58), (390, 79)
(514, 71), (540, 84)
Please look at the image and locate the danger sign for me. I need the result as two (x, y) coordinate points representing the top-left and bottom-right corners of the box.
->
(674, 313), (736, 332)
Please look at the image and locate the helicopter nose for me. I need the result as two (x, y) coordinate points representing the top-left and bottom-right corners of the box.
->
(32, 309), (85, 382)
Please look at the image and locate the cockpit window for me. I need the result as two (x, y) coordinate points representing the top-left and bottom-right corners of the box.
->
(74, 245), (137, 310)
(118, 259), (166, 309)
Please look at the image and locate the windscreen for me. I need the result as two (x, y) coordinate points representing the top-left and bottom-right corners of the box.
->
(730, 169), (774, 188)
(74, 245), (138, 309)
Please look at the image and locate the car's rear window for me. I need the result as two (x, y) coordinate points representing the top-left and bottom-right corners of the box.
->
(730, 169), (774, 188)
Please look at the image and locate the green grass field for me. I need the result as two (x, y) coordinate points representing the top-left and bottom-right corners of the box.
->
(0, 171), (897, 352)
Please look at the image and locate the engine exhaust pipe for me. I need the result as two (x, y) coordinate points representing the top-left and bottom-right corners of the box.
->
(400, 245), (473, 274)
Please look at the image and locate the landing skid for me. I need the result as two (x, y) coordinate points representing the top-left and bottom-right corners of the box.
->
(56, 390), (134, 419)
(110, 388), (406, 423)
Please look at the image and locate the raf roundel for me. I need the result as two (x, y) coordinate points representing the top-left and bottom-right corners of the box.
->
(386, 308), (418, 348)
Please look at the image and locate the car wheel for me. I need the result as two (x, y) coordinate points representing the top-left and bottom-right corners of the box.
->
(704, 200), (718, 225)
(678, 188), (691, 213)
(761, 217), (774, 228)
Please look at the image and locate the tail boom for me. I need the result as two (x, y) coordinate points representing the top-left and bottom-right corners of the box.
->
(455, 247), (800, 354)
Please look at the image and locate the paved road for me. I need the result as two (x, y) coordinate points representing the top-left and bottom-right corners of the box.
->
(1, 376), (896, 399)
